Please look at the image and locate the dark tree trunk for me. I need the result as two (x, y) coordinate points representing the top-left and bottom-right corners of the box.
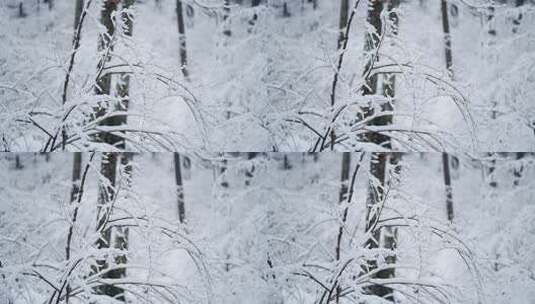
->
(94, 152), (126, 301)
(443, 153), (454, 221)
(176, 0), (190, 78)
(18, 2), (26, 18)
(245, 152), (258, 186)
(335, 152), (350, 303)
(114, 0), (135, 150)
(363, 152), (395, 301)
(513, 152), (525, 187)
(488, 153), (497, 188)
(94, 1), (119, 145)
(283, 154), (291, 170)
(174, 153), (186, 223)
(440, 0), (455, 223)
(70, 153), (83, 204)
(360, 0), (392, 148)
(282, 2), (291, 17)
(223, 0), (232, 37)
(65, 152), (82, 304)
(15, 155), (23, 170)
(441, 0), (453, 77)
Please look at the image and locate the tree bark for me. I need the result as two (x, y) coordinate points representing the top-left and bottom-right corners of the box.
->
(94, 1), (119, 146)
(94, 152), (126, 301)
(443, 153), (454, 221)
(363, 152), (395, 300)
(223, 0), (232, 37)
(335, 152), (350, 303)
(176, 0), (190, 78)
(113, 0), (135, 150)
(440, 0), (455, 223)
(174, 153), (186, 223)
(360, 0), (392, 148)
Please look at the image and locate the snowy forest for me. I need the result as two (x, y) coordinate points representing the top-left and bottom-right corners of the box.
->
(1, 153), (535, 304)
(1, 0), (535, 303)
(1, 0), (534, 151)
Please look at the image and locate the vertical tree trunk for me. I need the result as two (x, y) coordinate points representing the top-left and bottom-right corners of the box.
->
(282, 2), (291, 17)
(440, 0), (455, 223)
(223, 0), (232, 37)
(176, 0), (190, 78)
(174, 153), (186, 224)
(513, 152), (525, 187)
(329, 0), (349, 150)
(14, 155), (23, 170)
(335, 152), (350, 303)
(94, 152), (126, 301)
(109, 2), (135, 291)
(245, 152), (258, 186)
(115, 0), (135, 150)
(361, 0), (392, 148)
(442, 153), (454, 221)
(283, 154), (291, 170)
(18, 2), (26, 18)
(70, 153), (83, 204)
(363, 152), (395, 301)
(488, 153), (497, 188)
(441, 0), (453, 77)
(360, 2), (400, 299)
(65, 152), (82, 304)
(94, 0), (119, 145)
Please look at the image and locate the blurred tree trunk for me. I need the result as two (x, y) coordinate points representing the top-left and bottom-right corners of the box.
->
(443, 153), (454, 221)
(248, 0), (261, 30)
(43, 0), (53, 10)
(70, 153), (83, 204)
(174, 153), (186, 223)
(245, 152), (258, 186)
(513, 0), (524, 33)
(18, 2), (26, 18)
(513, 152), (525, 187)
(223, 0), (232, 36)
(14, 155), (23, 169)
(176, 0), (190, 78)
(440, 0), (455, 222)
